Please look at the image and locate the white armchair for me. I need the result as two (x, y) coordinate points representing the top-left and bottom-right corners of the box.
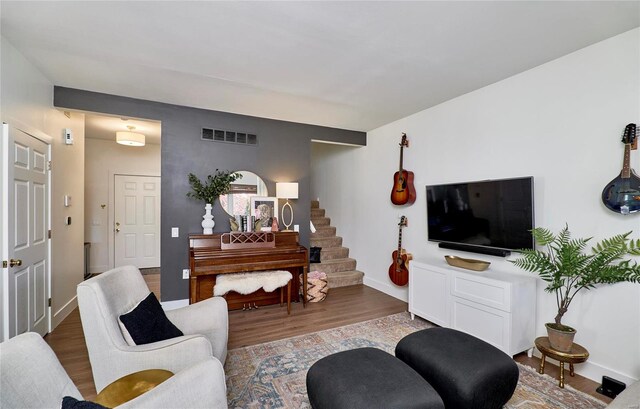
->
(606, 380), (640, 408)
(77, 265), (228, 391)
(0, 332), (227, 409)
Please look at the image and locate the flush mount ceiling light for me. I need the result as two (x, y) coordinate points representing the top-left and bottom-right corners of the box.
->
(116, 125), (145, 146)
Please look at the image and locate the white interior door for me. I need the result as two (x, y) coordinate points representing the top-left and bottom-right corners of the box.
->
(2, 123), (50, 338)
(114, 175), (160, 268)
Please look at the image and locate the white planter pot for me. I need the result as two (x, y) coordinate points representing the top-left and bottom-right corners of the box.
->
(202, 203), (215, 234)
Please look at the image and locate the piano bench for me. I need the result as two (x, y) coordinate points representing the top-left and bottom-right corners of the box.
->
(213, 270), (293, 314)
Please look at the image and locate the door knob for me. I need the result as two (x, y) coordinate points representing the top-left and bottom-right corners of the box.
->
(115, 228), (120, 233)
(9, 259), (22, 267)
(115, 222), (120, 233)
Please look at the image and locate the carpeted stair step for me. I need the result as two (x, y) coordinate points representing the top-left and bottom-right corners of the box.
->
(309, 199), (364, 288)
(310, 236), (342, 248)
(310, 226), (337, 238)
(311, 216), (331, 227)
(320, 246), (349, 260)
(326, 270), (365, 288)
(310, 258), (357, 274)
(311, 208), (325, 218)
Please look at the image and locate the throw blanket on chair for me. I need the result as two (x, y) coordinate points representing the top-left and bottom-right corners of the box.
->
(214, 270), (292, 296)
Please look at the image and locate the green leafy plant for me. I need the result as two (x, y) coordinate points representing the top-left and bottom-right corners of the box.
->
(511, 225), (640, 328)
(186, 170), (242, 205)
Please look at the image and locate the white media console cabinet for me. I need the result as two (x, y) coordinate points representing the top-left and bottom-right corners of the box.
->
(409, 259), (537, 356)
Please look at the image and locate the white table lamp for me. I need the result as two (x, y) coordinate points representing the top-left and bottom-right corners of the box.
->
(276, 182), (298, 232)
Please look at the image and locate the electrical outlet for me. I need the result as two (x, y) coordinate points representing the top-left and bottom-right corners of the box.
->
(182, 269), (190, 279)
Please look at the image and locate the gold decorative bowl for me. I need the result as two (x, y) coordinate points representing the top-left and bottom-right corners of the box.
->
(444, 255), (490, 271)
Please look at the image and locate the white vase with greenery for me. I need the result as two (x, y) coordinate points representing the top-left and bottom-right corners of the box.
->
(201, 203), (215, 234)
(187, 170), (242, 235)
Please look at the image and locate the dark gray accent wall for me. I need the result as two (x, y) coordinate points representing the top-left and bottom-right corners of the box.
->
(55, 87), (366, 301)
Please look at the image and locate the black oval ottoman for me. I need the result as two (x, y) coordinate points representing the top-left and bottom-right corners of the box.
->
(395, 328), (519, 409)
(306, 347), (444, 409)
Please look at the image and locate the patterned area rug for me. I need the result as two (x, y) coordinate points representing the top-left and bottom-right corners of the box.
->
(225, 313), (606, 409)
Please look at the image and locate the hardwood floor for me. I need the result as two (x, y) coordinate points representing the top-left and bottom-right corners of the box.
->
(44, 274), (610, 404)
(228, 284), (407, 349)
(514, 354), (612, 404)
(45, 309), (97, 398)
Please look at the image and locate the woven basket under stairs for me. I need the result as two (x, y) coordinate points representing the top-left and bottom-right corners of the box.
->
(300, 271), (328, 302)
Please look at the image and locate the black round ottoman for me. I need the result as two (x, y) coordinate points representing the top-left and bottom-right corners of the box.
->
(306, 347), (444, 409)
(395, 328), (519, 409)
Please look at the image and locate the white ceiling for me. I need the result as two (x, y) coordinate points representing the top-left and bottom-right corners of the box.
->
(1, 1), (638, 131)
(84, 114), (161, 145)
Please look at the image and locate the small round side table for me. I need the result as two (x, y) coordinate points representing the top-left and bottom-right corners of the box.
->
(94, 369), (173, 408)
(535, 336), (589, 388)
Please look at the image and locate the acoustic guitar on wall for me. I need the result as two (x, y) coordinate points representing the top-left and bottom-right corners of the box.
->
(389, 216), (412, 287)
(390, 133), (416, 205)
(602, 123), (640, 215)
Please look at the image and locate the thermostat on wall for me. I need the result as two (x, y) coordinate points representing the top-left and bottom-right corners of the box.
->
(64, 128), (73, 145)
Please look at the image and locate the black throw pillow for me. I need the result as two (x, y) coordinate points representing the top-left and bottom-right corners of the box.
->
(61, 396), (108, 409)
(119, 292), (183, 345)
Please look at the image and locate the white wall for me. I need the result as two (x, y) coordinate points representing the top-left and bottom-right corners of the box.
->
(84, 138), (160, 273)
(48, 111), (85, 328)
(312, 28), (640, 383)
(1, 36), (85, 331)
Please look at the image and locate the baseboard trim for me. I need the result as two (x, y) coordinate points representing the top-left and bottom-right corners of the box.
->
(532, 350), (638, 385)
(363, 276), (408, 303)
(160, 299), (189, 311)
(51, 296), (77, 331)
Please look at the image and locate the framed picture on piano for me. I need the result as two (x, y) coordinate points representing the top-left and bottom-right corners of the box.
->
(250, 196), (277, 231)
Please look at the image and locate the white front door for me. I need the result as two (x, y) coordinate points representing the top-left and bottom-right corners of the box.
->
(114, 175), (160, 268)
(2, 123), (50, 338)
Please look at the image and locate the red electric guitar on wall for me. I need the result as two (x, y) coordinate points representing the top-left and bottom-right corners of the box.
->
(390, 133), (416, 205)
(389, 216), (412, 287)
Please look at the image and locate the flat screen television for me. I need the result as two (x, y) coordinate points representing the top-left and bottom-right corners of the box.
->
(426, 177), (534, 254)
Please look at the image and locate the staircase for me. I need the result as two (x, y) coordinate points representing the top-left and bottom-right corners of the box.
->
(310, 200), (364, 288)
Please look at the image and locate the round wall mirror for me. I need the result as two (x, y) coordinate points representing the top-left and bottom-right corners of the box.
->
(219, 171), (268, 217)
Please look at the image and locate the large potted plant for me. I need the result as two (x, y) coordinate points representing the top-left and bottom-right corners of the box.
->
(187, 170), (242, 234)
(511, 225), (640, 352)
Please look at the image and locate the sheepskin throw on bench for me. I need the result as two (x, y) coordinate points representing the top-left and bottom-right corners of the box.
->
(213, 270), (292, 296)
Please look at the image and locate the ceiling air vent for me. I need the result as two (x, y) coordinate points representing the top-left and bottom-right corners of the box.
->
(201, 128), (258, 146)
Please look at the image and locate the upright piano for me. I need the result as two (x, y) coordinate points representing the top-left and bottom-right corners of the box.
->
(188, 231), (309, 310)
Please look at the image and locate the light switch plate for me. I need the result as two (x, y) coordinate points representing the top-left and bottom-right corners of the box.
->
(171, 227), (179, 237)
(182, 269), (190, 279)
